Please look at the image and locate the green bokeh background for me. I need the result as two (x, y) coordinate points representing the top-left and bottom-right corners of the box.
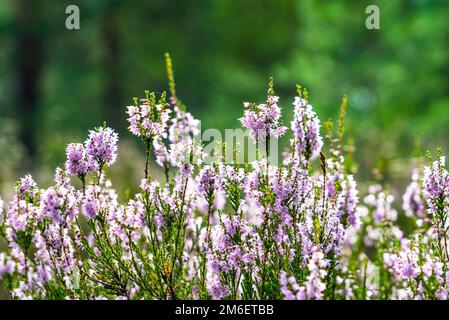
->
(0, 0), (448, 196)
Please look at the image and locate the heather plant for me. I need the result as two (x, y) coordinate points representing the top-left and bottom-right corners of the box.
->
(0, 55), (448, 300)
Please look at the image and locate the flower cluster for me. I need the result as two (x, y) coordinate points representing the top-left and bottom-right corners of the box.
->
(403, 169), (425, 218)
(280, 247), (328, 300)
(126, 91), (171, 140)
(383, 235), (448, 299)
(65, 126), (118, 180)
(66, 143), (90, 177)
(85, 127), (118, 167)
(239, 78), (287, 144)
(290, 86), (323, 162)
(0, 65), (449, 300)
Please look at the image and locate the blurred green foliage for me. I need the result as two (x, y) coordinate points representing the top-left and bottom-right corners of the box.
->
(0, 0), (448, 193)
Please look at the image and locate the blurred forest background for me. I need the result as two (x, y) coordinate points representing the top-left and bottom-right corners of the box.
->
(0, 0), (449, 199)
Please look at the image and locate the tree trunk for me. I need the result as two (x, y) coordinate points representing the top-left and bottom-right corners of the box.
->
(100, 3), (123, 131)
(14, 0), (43, 159)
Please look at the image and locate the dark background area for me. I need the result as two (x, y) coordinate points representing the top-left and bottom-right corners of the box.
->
(0, 0), (448, 196)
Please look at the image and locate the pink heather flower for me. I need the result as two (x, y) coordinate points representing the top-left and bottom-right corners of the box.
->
(65, 143), (90, 176)
(85, 127), (118, 167)
(280, 258), (330, 301)
(126, 102), (171, 139)
(40, 184), (78, 224)
(207, 278), (230, 300)
(204, 214), (260, 298)
(197, 165), (221, 197)
(126, 105), (141, 136)
(168, 106), (200, 144)
(382, 235), (448, 300)
(35, 265), (52, 285)
(239, 85), (287, 143)
(82, 196), (99, 220)
(339, 175), (359, 227)
(54, 167), (70, 188)
(436, 288), (448, 300)
(169, 139), (203, 168)
(280, 271), (296, 300)
(151, 105), (202, 168)
(402, 169), (425, 218)
(423, 156), (448, 215)
(139, 178), (152, 192)
(303, 247), (328, 299)
(364, 185), (398, 223)
(152, 136), (169, 167)
(16, 174), (38, 201)
(291, 96), (323, 162)
(0, 253), (16, 280)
